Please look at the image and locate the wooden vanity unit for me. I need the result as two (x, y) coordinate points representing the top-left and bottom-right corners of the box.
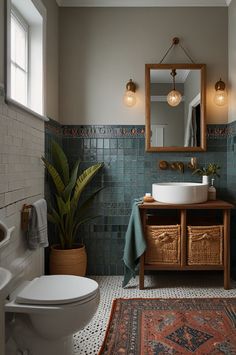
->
(139, 200), (234, 290)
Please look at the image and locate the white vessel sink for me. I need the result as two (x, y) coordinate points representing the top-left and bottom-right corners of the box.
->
(0, 267), (12, 293)
(152, 182), (208, 204)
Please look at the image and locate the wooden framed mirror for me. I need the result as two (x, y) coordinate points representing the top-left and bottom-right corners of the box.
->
(145, 63), (206, 152)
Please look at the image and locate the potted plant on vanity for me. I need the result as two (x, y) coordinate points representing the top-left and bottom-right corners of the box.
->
(42, 140), (104, 276)
(193, 163), (221, 184)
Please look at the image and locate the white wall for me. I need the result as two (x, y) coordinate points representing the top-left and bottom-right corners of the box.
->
(150, 83), (185, 146)
(42, 0), (59, 122)
(0, 0), (4, 86)
(151, 101), (184, 146)
(184, 70), (201, 125)
(59, 7), (228, 125)
(228, 0), (236, 122)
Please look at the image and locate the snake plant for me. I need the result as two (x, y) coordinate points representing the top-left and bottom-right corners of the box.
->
(42, 140), (104, 249)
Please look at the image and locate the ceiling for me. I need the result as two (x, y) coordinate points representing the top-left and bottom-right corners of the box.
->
(56, 0), (232, 7)
(151, 69), (191, 84)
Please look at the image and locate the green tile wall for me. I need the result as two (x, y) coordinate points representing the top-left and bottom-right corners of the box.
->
(45, 121), (236, 277)
(227, 121), (236, 278)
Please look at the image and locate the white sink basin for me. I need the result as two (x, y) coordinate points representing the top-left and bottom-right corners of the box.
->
(0, 267), (12, 293)
(152, 182), (208, 204)
(0, 220), (15, 249)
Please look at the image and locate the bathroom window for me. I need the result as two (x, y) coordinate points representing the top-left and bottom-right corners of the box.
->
(10, 9), (28, 107)
(6, 0), (46, 118)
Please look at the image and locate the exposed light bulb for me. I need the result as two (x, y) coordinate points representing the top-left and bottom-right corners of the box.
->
(123, 79), (136, 107)
(123, 90), (136, 107)
(214, 78), (227, 106)
(214, 90), (227, 106)
(167, 69), (182, 107)
(167, 90), (182, 107)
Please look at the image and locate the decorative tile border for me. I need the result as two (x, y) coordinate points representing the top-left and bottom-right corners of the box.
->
(46, 119), (236, 139)
(228, 120), (236, 136)
(62, 125), (145, 138)
(207, 125), (232, 139)
(45, 120), (62, 137)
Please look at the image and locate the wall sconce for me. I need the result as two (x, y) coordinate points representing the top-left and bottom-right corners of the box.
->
(123, 79), (136, 107)
(167, 69), (182, 107)
(214, 78), (227, 106)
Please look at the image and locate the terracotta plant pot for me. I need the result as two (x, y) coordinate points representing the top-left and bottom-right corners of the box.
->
(50, 244), (87, 276)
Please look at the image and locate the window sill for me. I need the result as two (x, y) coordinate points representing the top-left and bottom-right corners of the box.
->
(5, 97), (49, 122)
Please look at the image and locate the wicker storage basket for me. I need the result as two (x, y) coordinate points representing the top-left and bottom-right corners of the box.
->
(187, 225), (223, 265)
(50, 244), (87, 276)
(145, 225), (181, 264)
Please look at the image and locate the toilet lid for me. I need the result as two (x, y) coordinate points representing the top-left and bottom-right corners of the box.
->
(15, 275), (99, 305)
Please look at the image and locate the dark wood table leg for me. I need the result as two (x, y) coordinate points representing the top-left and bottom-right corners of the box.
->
(180, 209), (186, 267)
(139, 209), (146, 290)
(223, 209), (230, 290)
(139, 254), (144, 290)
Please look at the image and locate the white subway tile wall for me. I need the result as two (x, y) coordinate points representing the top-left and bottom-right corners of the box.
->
(0, 92), (45, 283)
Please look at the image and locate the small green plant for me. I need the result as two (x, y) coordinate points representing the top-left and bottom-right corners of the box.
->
(42, 140), (104, 249)
(192, 163), (220, 177)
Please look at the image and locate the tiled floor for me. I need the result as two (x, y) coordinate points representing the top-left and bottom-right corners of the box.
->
(73, 272), (236, 354)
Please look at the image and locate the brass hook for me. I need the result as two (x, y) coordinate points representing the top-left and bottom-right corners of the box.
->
(21, 204), (32, 232)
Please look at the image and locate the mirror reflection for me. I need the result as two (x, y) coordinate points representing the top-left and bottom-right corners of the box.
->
(146, 64), (206, 152)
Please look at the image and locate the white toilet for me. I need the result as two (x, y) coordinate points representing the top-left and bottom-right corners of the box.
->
(5, 275), (100, 355)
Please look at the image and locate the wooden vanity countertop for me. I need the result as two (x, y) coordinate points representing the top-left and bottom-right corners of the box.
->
(139, 200), (234, 210)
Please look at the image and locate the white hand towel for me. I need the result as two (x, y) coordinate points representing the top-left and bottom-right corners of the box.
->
(27, 199), (48, 250)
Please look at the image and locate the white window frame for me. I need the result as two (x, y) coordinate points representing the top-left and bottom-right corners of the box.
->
(5, 0), (48, 121)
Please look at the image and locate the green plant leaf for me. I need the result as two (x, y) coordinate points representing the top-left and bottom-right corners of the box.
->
(50, 208), (63, 229)
(208, 163), (221, 177)
(192, 168), (204, 176)
(76, 187), (104, 220)
(71, 163), (104, 212)
(48, 210), (65, 248)
(73, 215), (100, 241)
(62, 160), (80, 201)
(56, 196), (71, 217)
(64, 211), (74, 248)
(192, 163), (220, 177)
(52, 140), (70, 185)
(42, 138), (104, 249)
(47, 213), (57, 225)
(42, 157), (65, 194)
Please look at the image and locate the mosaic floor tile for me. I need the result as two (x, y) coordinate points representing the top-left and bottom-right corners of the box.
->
(73, 273), (236, 354)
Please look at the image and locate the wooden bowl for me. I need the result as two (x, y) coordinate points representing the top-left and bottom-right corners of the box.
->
(143, 196), (155, 202)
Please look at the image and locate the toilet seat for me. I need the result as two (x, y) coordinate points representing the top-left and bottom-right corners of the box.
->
(15, 275), (99, 305)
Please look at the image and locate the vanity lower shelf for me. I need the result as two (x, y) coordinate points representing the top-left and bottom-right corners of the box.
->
(138, 200), (234, 290)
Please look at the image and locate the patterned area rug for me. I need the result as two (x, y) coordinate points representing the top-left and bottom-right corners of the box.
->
(99, 298), (236, 354)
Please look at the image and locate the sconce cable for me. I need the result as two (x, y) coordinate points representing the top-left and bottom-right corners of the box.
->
(159, 37), (195, 64)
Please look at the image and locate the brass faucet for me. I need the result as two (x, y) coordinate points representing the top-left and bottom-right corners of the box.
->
(187, 157), (198, 170)
(159, 160), (169, 170)
(170, 161), (184, 173)
(159, 160), (185, 173)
